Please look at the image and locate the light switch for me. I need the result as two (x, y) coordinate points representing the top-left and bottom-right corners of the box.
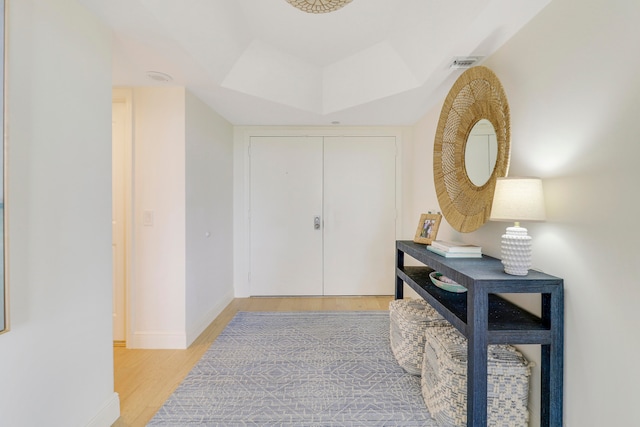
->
(143, 210), (154, 226)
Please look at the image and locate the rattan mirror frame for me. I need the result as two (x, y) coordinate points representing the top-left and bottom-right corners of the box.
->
(433, 66), (510, 233)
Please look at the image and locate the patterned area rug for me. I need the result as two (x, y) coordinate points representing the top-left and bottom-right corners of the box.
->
(148, 311), (437, 426)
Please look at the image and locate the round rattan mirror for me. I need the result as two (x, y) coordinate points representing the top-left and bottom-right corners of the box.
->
(433, 66), (510, 233)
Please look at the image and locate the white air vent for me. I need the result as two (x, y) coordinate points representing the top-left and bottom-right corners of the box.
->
(450, 57), (483, 69)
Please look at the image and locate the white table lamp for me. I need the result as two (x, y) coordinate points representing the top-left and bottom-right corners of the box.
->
(490, 177), (546, 275)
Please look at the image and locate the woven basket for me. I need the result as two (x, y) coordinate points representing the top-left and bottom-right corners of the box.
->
(389, 298), (448, 375)
(421, 325), (531, 426)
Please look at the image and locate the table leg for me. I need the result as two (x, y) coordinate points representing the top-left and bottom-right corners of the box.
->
(541, 290), (564, 426)
(467, 286), (489, 427)
(395, 249), (404, 299)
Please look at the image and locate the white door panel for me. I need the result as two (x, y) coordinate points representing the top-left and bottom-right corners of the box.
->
(249, 135), (396, 296)
(249, 136), (324, 296)
(323, 137), (396, 295)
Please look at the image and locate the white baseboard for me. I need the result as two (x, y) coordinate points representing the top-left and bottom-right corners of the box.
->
(186, 289), (235, 347)
(130, 290), (235, 349)
(86, 392), (120, 427)
(131, 331), (188, 349)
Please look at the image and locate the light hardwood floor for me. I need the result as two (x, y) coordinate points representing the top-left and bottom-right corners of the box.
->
(112, 296), (393, 426)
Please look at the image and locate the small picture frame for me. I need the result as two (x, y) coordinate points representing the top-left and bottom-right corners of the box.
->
(413, 213), (442, 245)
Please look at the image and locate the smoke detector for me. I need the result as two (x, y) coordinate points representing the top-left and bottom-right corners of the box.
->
(146, 71), (173, 83)
(449, 57), (483, 69)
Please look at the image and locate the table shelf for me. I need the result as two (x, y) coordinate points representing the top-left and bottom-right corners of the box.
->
(398, 266), (550, 344)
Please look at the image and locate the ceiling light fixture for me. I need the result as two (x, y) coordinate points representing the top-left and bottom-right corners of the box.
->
(285, 0), (353, 14)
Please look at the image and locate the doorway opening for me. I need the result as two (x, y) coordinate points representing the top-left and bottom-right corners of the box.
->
(112, 89), (133, 347)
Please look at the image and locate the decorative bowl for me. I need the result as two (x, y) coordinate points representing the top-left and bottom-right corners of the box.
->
(429, 271), (467, 293)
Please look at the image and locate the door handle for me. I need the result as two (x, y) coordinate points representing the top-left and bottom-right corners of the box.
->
(314, 216), (321, 230)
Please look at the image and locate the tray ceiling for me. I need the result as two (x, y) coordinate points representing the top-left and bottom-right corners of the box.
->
(81, 0), (551, 125)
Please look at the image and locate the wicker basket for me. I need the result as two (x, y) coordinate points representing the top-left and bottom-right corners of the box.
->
(421, 325), (531, 426)
(389, 298), (448, 375)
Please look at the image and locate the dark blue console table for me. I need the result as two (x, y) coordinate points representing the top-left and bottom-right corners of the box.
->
(395, 240), (564, 427)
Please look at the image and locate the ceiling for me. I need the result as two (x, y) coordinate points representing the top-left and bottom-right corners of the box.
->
(80, 0), (551, 126)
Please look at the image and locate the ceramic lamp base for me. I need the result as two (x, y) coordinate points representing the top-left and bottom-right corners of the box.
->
(500, 225), (532, 276)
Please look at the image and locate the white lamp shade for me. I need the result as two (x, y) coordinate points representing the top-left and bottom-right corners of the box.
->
(490, 177), (546, 222)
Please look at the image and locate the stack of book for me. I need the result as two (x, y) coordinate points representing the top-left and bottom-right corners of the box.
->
(427, 240), (482, 258)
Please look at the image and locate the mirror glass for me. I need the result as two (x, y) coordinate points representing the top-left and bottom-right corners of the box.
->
(465, 119), (497, 186)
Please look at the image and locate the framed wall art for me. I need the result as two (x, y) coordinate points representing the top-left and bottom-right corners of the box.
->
(413, 213), (442, 245)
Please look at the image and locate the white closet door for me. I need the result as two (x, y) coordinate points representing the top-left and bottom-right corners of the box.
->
(323, 136), (397, 295)
(249, 136), (324, 296)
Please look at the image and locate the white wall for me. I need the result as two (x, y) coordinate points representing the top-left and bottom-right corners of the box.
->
(0, 0), (119, 426)
(131, 87), (234, 349)
(131, 87), (187, 348)
(185, 91), (234, 345)
(406, 101), (450, 238)
(410, 0), (640, 425)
